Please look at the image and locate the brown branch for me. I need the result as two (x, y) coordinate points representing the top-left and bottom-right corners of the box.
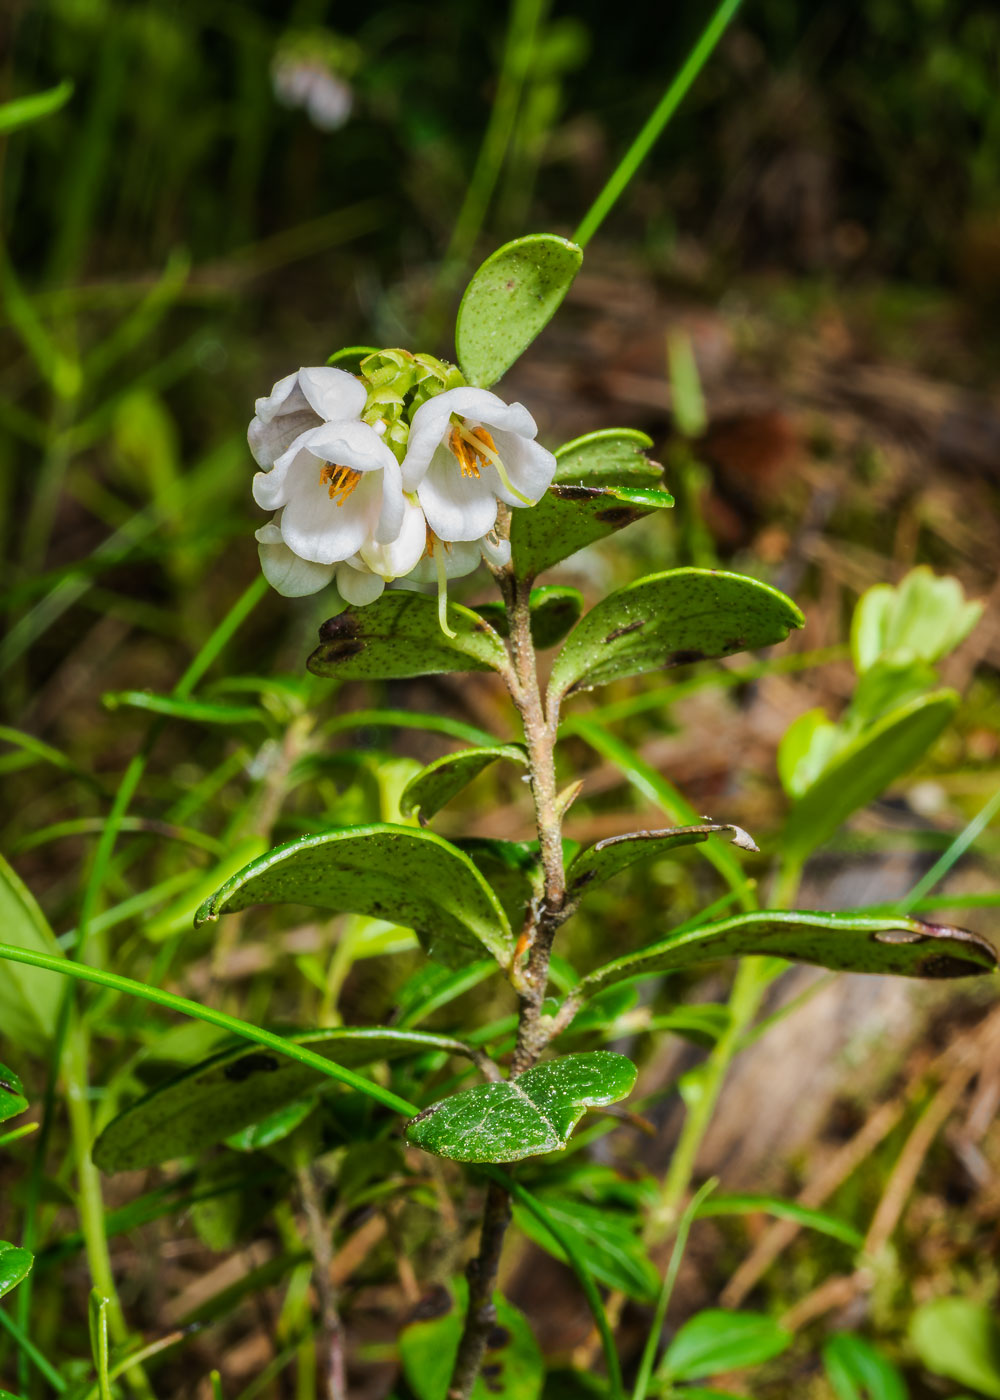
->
(297, 1163), (347, 1400)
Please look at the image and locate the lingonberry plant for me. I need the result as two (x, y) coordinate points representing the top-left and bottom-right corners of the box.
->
(4, 230), (994, 1400)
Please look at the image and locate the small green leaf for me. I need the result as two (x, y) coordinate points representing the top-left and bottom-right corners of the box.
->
(455, 233), (583, 389)
(579, 910), (997, 997)
(308, 592), (507, 680)
(566, 824), (757, 900)
(0, 1242), (33, 1300)
(406, 1051), (636, 1163)
(0, 855), (63, 1052)
(852, 567), (982, 673)
(698, 1195), (863, 1249)
(513, 1195), (658, 1301)
(511, 429), (670, 579)
(822, 1333), (907, 1400)
(0, 79), (73, 134)
(195, 824), (513, 968)
(476, 586), (585, 649)
(661, 1309), (792, 1382)
(399, 1276), (543, 1400)
(0, 1062), (28, 1125)
(326, 345), (379, 372)
(94, 1027), (468, 1172)
(400, 744), (528, 824)
(548, 569), (804, 701)
(225, 1096), (317, 1152)
(910, 1297), (1000, 1398)
(781, 692), (960, 862)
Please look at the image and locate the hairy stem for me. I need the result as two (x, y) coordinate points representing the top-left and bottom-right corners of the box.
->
(447, 573), (567, 1399)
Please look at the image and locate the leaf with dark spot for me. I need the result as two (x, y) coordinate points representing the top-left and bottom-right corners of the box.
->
(549, 568), (804, 701)
(195, 824), (512, 969)
(578, 911), (998, 998)
(309, 592), (506, 681)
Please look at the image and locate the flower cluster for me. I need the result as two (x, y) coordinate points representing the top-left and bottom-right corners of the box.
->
(250, 359), (556, 611)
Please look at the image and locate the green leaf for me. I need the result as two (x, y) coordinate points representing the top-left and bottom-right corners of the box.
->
(308, 591), (507, 680)
(0, 1062), (28, 1125)
(406, 1051), (636, 1164)
(910, 1297), (1000, 1398)
(566, 824), (756, 901)
(476, 586), (585, 649)
(400, 744), (528, 824)
(661, 1309), (792, 1382)
(513, 1195), (658, 1301)
(781, 692), (960, 862)
(0, 80), (73, 134)
(455, 233), (583, 389)
(399, 1276), (543, 1400)
(94, 1027), (469, 1172)
(548, 569), (804, 702)
(326, 345), (379, 372)
(579, 910), (998, 998)
(822, 1334), (907, 1400)
(454, 838), (541, 932)
(697, 1195), (863, 1249)
(0, 855), (63, 1052)
(852, 567), (982, 673)
(0, 1242), (33, 1300)
(225, 1097), (317, 1153)
(645, 1004), (732, 1048)
(195, 824), (513, 969)
(89, 1290), (111, 1400)
(511, 429), (670, 579)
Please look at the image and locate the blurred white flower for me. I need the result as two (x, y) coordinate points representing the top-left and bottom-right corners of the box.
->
(248, 366), (365, 469)
(401, 387), (555, 543)
(272, 56), (353, 131)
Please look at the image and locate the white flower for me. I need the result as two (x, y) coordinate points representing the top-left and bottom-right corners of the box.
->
(248, 366), (366, 469)
(400, 387), (555, 543)
(403, 527), (511, 585)
(253, 418), (404, 589)
(272, 58), (354, 131)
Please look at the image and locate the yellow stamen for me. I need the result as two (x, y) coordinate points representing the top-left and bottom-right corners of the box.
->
(319, 463), (362, 506)
(448, 425), (482, 478)
(454, 423), (533, 506)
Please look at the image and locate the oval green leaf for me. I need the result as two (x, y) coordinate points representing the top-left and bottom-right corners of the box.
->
(511, 428), (670, 580)
(548, 569), (804, 702)
(910, 1297), (1000, 1398)
(661, 1309), (792, 1382)
(195, 824), (513, 968)
(0, 1062), (28, 1125)
(566, 824), (757, 901)
(400, 744), (528, 824)
(94, 1027), (470, 1173)
(455, 233), (583, 389)
(406, 1051), (636, 1164)
(822, 1333), (907, 1400)
(308, 591), (507, 681)
(781, 691), (960, 863)
(579, 911), (998, 997)
(475, 585), (585, 650)
(0, 1242), (33, 1300)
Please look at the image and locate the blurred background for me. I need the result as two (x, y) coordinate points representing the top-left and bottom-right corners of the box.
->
(3, 0), (1000, 1395)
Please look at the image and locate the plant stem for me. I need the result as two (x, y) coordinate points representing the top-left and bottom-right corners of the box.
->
(296, 1163), (347, 1400)
(574, 0), (743, 249)
(446, 573), (567, 1399)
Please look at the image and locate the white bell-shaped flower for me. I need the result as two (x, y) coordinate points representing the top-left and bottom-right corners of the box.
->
(253, 419), (405, 573)
(401, 387), (555, 543)
(334, 494), (429, 605)
(248, 366), (366, 469)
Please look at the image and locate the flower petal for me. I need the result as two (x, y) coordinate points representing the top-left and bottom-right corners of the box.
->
(417, 445), (498, 542)
(485, 429), (556, 507)
(304, 419), (400, 475)
(405, 537), (482, 584)
(253, 371), (304, 423)
(256, 518), (336, 597)
(252, 429), (319, 511)
(336, 561), (386, 606)
(249, 407), (320, 469)
(297, 366), (367, 423)
(361, 494), (426, 578)
(280, 457), (381, 564)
